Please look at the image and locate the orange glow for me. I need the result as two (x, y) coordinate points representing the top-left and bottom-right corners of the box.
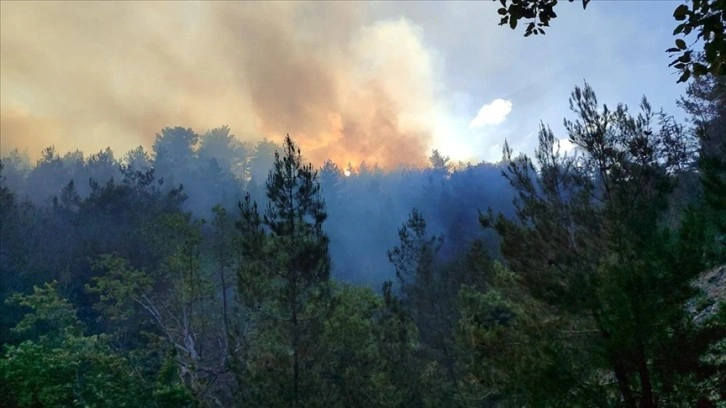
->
(0, 2), (451, 170)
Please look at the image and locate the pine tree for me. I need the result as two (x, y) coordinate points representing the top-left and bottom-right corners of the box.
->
(678, 72), (726, 238)
(482, 82), (718, 406)
(388, 209), (464, 404)
(236, 134), (332, 407)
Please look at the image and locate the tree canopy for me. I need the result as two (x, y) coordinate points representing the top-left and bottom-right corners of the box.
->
(1, 81), (724, 406)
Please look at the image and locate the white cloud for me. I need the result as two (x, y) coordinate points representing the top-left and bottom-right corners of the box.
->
(468, 98), (512, 128)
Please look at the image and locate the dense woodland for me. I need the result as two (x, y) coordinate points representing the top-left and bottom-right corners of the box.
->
(3, 0), (726, 391)
(1, 75), (724, 407)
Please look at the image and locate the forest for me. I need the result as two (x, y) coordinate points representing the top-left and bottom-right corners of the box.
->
(1, 76), (725, 407)
(1, 1), (726, 406)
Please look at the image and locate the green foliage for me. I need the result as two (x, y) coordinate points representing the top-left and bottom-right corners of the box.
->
(388, 209), (443, 299)
(87, 213), (232, 406)
(387, 210), (499, 407)
(313, 284), (402, 407)
(679, 73), (726, 241)
(387, 209), (461, 401)
(375, 280), (424, 407)
(1, 282), (191, 407)
(234, 134), (333, 407)
(1, 94), (722, 406)
(6, 282), (83, 341)
(481, 82), (721, 406)
(457, 262), (609, 407)
(668, 0), (725, 81)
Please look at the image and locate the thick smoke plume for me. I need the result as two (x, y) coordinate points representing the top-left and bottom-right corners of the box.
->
(1, 1), (451, 168)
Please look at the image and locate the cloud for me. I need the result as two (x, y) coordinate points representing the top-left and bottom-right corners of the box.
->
(468, 99), (513, 128)
(0, 1), (454, 168)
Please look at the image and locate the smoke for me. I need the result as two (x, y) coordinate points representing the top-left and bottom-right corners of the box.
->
(1, 1), (452, 168)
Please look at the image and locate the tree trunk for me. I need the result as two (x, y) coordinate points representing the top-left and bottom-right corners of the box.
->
(614, 366), (637, 408)
(593, 310), (636, 408)
(637, 345), (656, 408)
(291, 273), (300, 408)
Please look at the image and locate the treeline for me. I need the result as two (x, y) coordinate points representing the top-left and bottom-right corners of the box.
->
(0, 126), (513, 287)
(0, 80), (724, 407)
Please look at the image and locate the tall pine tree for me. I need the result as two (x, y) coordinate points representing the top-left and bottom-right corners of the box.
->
(236, 134), (332, 407)
(482, 82), (719, 406)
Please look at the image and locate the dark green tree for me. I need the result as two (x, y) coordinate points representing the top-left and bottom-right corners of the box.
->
(482, 82), (721, 406)
(312, 283), (405, 407)
(0, 282), (192, 408)
(679, 73), (726, 239)
(88, 211), (237, 406)
(236, 134), (332, 407)
(375, 280), (423, 407)
(456, 262), (602, 407)
(388, 209), (468, 405)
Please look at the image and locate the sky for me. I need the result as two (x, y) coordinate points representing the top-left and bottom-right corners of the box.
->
(0, 1), (687, 168)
